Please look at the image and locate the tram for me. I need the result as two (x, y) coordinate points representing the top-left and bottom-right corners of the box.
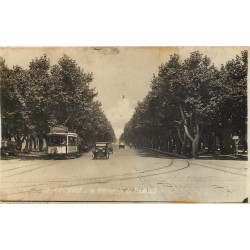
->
(47, 126), (78, 158)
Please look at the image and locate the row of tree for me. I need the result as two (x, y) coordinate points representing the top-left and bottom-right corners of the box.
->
(121, 51), (247, 158)
(1, 54), (116, 151)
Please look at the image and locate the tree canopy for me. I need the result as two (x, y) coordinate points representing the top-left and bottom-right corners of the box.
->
(123, 50), (247, 158)
(1, 54), (116, 150)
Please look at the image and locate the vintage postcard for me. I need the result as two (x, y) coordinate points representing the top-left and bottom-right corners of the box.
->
(0, 47), (249, 202)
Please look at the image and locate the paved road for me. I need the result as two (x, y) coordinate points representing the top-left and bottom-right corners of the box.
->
(0, 144), (248, 202)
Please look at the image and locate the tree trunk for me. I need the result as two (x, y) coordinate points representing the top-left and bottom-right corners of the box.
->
(207, 134), (214, 154)
(218, 133), (223, 154)
(222, 129), (232, 154)
(39, 137), (43, 152)
(192, 137), (200, 158)
(191, 125), (202, 158)
(15, 136), (22, 151)
(164, 138), (168, 152)
(15, 135), (26, 151)
(178, 103), (202, 159)
(29, 136), (33, 151)
(177, 127), (186, 156)
(33, 136), (37, 150)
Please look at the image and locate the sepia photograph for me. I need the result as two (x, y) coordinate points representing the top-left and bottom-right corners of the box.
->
(1, 1), (250, 250)
(0, 46), (248, 203)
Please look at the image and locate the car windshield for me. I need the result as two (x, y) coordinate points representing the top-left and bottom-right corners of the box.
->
(96, 143), (107, 147)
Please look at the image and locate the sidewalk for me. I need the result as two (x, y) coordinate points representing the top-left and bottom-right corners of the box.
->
(1, 150), (88, 160)
(1, 151), (47, 160)
(147, 148), (248, 161)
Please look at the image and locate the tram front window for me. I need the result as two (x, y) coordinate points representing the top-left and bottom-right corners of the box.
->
(48, 135), (67, 146)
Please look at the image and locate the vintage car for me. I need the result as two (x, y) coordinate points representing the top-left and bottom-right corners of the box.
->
(119, 142), (125, 149)
(92, 142), (110, 159)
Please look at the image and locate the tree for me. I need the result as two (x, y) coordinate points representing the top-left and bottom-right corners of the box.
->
(123, 50), (247, 158)
(1, 54), (116, 151)
(1, 59), (30, 149)
(215, 50), (248, 153)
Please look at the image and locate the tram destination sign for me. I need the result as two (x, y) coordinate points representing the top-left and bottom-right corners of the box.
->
(50, 126), (69, 133)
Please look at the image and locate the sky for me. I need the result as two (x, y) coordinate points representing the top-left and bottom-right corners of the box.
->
(0, 46), (247, 138)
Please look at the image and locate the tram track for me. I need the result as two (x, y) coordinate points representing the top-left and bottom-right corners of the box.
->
(1, 162), (44, 173)
(2, 158), (174, 187)
(189, 161), (247, 177)
(2, 148), (247, 201)
(146, 149), (247, 177)
(1, 160), (63, 180)
(192, 160), (247, 170)
(5, 159), (190, 197)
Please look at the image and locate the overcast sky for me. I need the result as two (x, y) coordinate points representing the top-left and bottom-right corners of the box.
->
(0, 47), (246, 138)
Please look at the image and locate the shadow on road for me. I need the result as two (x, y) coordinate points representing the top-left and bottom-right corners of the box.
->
(135, 149), (175, 159)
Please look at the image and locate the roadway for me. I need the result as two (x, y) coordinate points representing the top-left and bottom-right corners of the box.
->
(0, 144), (248, 202)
